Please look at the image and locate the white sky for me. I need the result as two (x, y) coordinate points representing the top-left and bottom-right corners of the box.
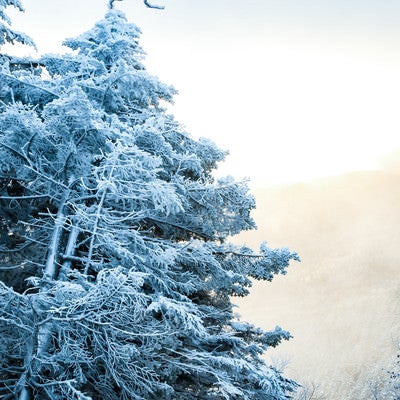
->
(3, 0), (400, 186)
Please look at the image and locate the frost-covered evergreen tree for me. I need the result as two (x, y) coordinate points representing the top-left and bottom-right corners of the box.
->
(0, 7), (299, 400)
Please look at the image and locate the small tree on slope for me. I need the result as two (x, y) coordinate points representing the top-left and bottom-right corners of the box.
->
(0, 9), (299, 400)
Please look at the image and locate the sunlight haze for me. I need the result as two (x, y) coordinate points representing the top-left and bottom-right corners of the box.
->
(4, 0), (400, 186)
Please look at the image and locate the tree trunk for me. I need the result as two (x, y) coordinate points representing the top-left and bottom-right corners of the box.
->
(59, 223), (79, 281)
(18, 190), (72, 400)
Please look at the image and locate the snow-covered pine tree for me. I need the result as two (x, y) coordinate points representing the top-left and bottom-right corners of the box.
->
(0, 7), (299, 400)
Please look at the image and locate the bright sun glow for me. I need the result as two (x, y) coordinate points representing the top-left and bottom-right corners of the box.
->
(146, 35), (400, 186)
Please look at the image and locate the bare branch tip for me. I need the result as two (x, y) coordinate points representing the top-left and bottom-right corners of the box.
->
(108, 0), (123, 9)
(144, 0), (165, 9)
(108, 0), (164, 10)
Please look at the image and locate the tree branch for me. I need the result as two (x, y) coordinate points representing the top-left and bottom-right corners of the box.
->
(108, 0), (165, 10)
(0, 194), (50, 200)
(108, 0), (122, 10)
(145, 216), (214, 241)
(0, 73), (59, 99)
(0, 140), (30, 163)
(144, 0), (165, 9)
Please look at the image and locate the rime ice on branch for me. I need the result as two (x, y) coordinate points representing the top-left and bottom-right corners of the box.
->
(0, 0), (35, 47)
(0, 8), (299, 400)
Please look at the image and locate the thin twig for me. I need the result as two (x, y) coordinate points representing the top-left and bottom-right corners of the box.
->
(144, 0), (165, 9)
